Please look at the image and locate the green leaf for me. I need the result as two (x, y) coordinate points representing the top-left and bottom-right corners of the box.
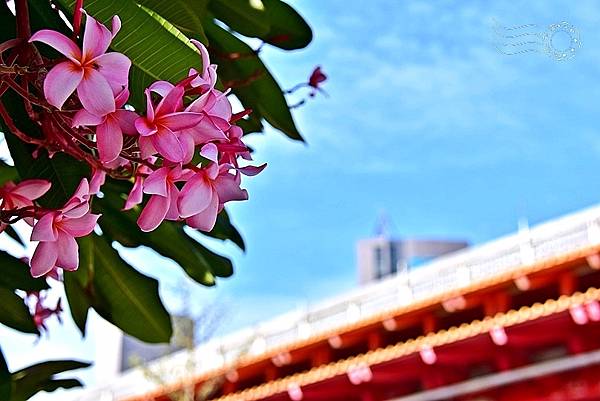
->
(260, 0), (312, 50)
(63, 273), (90, 336)
(208, 0), (270, 38)
(0, 347), (10, 401)
(0, 160), (19, 187)
(0, 288), (37, 334)
(10, 360), (89, 401)
(209, 0), (312, 50)
(0, 1), (14, 39)
(0, 251), (49, 292)
(3, 225), (25, 247)
(136, 0), (209, 44)
(97, 185), (219, 285)
(204, 20), (303, 141)
(28, 1), (71, 36)
(63, 238), (93, 336)
(188, 237), (233, 277)
(236, 112), (265, 134)
(64, 230), (172, 342)
(88, 234), (173, 343)
(204, 210), (246, 251)
(56, 0), (203, 109)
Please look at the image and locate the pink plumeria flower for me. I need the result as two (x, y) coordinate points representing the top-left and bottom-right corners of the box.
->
(135, 85), (203, 162)
(29, 179), (100, 277)
(178, 144), (248, 232)
(29, 13), (130, 116)
(72, 89), (138, 162)
(0, 179), (51, 212)
(188, 39), (217, 92)
(136, 165), (193, 232)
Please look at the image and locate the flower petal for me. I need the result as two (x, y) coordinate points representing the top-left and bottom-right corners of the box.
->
(237, 163), (267, 176)
(181, 119), (228, 144)
(70, 178), (90, 203)
(152, 128), (184, 162)
(82, 13), (112, 60)
(179, 131), (195, 164)
(77, 68), (115, 116)
(12, 179), (51, 200)
(135, 116), (158, 137)
(62, 178), (90, 217)
(165, 184), (180, 221)
(31, 212), (58, 241)
(123, 176), (144, 210)
(94, 52), (131, 91)
(178, 174), (212, 218)
(114, 88), (130, 108)
(155, 85), (184, 116)
(187, 91), (212, 112)
(144, 89), (155, 121)
(29, 30), (81, 63)
(185, 190), (218, 232)
(97, 116), (123, 163)
(115, 110), (138, 135)
(137, 194), (169, 232)
(60, 213), (100, 237)
(210, 95), (233, 121)
(159, 112), (203, 131)
(111, 16), (122, 38)
(72, 108), (104, 127)
(200, 143), (218, 163)
(43, 61), (84, 110)
(191, 39), (211, 76)
(149, 80), (175, 97)
(143, 167), (169, 196)
(138, 136), (157, 160)
(63, 202), (90, 219)
(90, 170), (106, 194)
(30, 241), (58, 278)
(215, 173), (248, 203)
(56, 232), (79, 271)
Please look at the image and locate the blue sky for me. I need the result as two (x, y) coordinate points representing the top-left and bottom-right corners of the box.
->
(3, 0), (600, 398)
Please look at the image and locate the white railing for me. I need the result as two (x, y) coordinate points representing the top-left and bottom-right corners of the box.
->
(72, 205), (600, 401)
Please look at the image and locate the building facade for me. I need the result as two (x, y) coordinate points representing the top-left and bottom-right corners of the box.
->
(72, 205), (600, 401)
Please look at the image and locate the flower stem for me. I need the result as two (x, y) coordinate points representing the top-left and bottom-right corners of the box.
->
(15, 0), (31, 40)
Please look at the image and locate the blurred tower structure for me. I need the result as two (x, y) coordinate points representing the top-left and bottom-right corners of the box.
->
(356, 216), (468, 284)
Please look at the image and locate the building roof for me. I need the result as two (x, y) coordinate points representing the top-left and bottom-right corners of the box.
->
(73, 204), (600, 401)
(205, 288), (600, 401)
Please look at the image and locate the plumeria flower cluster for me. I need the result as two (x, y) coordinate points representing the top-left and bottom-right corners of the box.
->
(0, 12), (264, 278)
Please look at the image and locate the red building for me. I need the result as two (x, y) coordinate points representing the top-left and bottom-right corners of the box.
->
(75, 206), (600, 401)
